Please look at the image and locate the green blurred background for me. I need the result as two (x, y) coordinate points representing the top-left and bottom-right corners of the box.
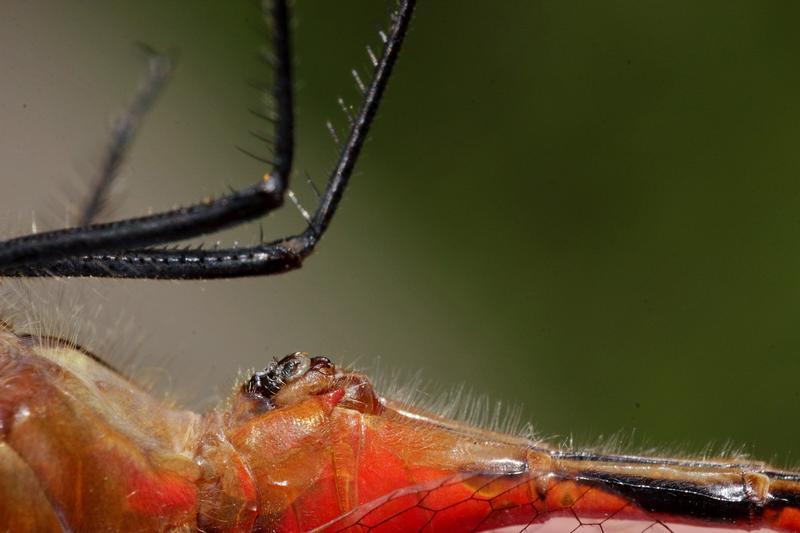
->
(2, 1), (800, 464)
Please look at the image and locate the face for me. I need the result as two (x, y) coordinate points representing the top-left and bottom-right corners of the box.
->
(1, 0), (798, 466)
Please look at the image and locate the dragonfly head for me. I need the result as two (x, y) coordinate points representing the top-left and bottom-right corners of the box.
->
(238, 352), (383, 417)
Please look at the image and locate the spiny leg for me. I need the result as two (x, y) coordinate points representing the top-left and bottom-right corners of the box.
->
(0, 0), (416, 280)
(78, 49), (174, 227)
(0, 0), (295, 272)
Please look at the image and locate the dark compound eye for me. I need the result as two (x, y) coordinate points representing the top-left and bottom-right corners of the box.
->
(276, 353), (308, 381)
(244, 352), (311, 402)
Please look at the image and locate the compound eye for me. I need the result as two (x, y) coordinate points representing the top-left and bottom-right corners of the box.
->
(276, 352), (310, 382)
(244, 352), (311, 402)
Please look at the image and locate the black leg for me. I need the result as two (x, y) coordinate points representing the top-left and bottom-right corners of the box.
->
(79, 51), (174, 227)
(0, 0), (295, 272)
(0, 0), (416, 280)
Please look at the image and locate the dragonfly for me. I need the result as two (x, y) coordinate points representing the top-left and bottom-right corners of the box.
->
(1, 1), (794, 530)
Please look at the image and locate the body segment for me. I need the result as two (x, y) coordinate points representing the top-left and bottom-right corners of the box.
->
(0, 328), (200, 530)
(3, 338), (799, 532)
